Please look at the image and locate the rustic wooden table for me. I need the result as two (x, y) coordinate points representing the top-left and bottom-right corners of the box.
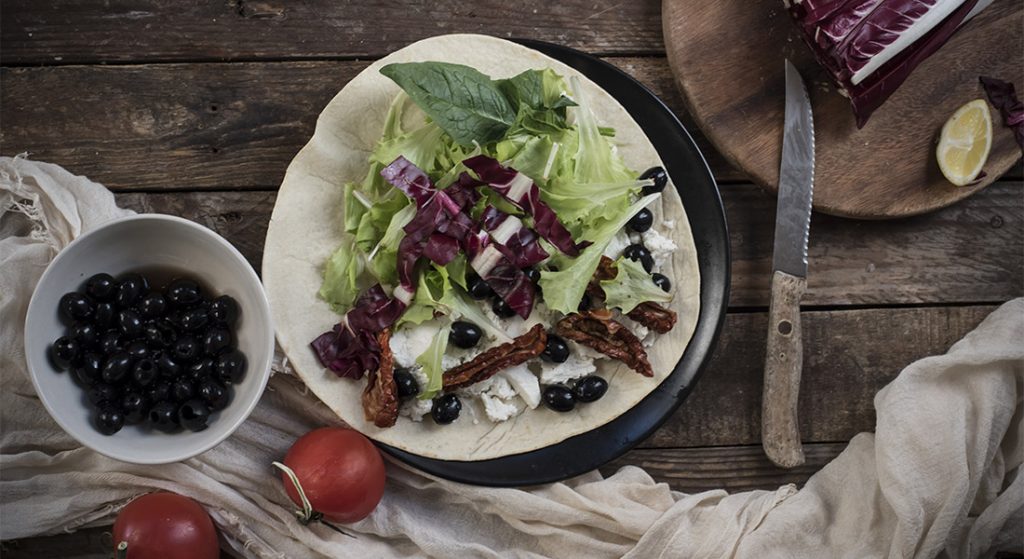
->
(2, 2), (1022, 557)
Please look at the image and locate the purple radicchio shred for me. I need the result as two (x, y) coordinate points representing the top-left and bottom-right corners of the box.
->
(480, 206), (549, 268)
(310, 284), (406, 378)
(980, 76), (1024, 149)
(462, 155), (585, 256)
(789, 0), (982, 127)
(381, 156), (436, 208)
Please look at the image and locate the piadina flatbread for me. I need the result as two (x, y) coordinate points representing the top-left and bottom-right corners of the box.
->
(263, 34), (700, 461)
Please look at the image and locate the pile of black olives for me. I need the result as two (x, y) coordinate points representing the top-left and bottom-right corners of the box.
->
(50, 271), (245, 436)
(543, 375), (608, 413)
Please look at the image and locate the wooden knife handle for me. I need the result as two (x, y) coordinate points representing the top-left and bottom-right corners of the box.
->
(762, 270), (807, 468)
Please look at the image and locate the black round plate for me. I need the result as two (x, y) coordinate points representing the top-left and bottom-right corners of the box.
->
(378, 39), (731, 486)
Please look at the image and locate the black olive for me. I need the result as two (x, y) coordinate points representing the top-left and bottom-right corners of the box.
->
(178, 399), (211, 432)
(98, 330), (122, 355)
(187, 357), (216, 382)
(449, 321), (482, 349)
(125, 340), (149, 361)
(431, 394), (461, 424)
(59, 292), (94, 323)
(51, 336), (79, 370)
(652, 273), (671, 292)
(94, 302), (117, 329)
(202, 328), (231, 356)
(87, 383), (121, 407)
(171, 378), (195, 402)
(85, 273), (117, 301)
(166, 279), (202, 307)
(179, 306), (210, 332)
(467, 274), (494, 300)
(492, 297), (516, 318)
(143, 322), (174, 348)
(70, 322), (99, 348)
(542, 335), (570, 363)
(72, 352), (103, 387)
(148, 401), (179, 432)
(101, 352), (133, 384)
(118, 309), (144, 339)
(573, 375), (609, 403)
(172, 335), (201, 364)
(115, 275), (145, 309)
(197, 379), (231, 411)
(394, 368), (419, 398)
(165, 310), (186, 330)
(215, 349), (246, 384)
(147, 380), (172, 404)
(155, 352), (182, 377)
(132, 358), (158, 387)
(94, 406), (125, 435)
(578, 292), (594, 312)
(623, 244), (655, 273)
(543, 384), (576, 412)
(122, 392), (149, 424)
(137, 292), (168, 319)
(627, 208), (654, 233)
(640, 166), (668, 195)
(523, 268), (542, 284)
(209, 295), (239, 327)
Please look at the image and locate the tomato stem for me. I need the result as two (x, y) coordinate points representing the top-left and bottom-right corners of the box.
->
(116, 541), (128, 559)
(271, 461), (355, 539)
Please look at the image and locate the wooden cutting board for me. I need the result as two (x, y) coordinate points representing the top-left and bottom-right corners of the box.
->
(663, 0), (1023, 219)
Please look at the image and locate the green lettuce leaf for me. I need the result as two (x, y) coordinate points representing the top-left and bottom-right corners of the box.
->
(539, 194), (660, 314)
(318, 237), (365, 313)
(416, 322), (452, 400)
(365, 202), (415, 286)
(600, 257), (673, 313)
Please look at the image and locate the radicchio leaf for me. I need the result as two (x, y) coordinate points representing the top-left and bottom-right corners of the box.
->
(463, 155), (586, 256)
(789, 0), (984, 127)
(980, 76), (1024, 149)
(311, 284), (407, 378)
(480, 206), (549, 268)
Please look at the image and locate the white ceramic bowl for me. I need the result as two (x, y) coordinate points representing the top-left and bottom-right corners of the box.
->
(24, 214), (274, 464)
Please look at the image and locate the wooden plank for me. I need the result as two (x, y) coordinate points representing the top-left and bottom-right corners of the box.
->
(0, 59), (741, 190)
(0, 0), (663, 64)
(644, 305), (997, 448)
(602, 443), (847, 493)
(113, 181), (1023, 308)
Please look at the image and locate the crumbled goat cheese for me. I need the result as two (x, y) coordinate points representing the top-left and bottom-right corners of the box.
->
(539, 351), (597, 385)
(663, 219), (676, 230)
(390, 322), (438, 368)
(501, 364), (541, 409)
(642, 228), (678, 269)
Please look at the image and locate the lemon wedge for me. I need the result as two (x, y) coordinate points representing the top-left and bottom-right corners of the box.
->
(937, 99), (992, 186)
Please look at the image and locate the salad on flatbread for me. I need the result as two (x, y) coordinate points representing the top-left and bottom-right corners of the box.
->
(263, 35), (700, 461)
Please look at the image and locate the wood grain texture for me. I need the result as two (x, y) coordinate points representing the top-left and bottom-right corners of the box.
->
(646, 304), (996, 447)
(663, 0), (1024, 218)
(0, 59), (740, 189)
(0, 0), (663, 64)
(603, 443), (846, 493)
(111, 182), (1023, 308)
(762, 270), (807, 468)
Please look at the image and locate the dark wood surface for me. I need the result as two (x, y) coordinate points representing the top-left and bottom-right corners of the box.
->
(664, 0), (1024, 218)
(2, 1), (1022, 557)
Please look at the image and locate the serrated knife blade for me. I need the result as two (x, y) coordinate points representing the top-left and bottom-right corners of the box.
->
(762, 60), (815, 469)
(773, 60), (815, 277)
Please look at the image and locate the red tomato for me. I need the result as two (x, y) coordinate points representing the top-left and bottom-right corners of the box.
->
(112, 492), (219, 559)
(282, 427), (386, 523)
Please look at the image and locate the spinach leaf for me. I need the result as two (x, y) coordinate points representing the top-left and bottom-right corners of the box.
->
(380, 62), (517, 147)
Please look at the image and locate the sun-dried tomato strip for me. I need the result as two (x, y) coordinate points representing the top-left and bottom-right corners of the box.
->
(362, 329), (398, 428)
(588, 255), (677, 334)
(627, 302), (677, 334)
(556, 312), (653, 377)
(443, 324), (547, 390)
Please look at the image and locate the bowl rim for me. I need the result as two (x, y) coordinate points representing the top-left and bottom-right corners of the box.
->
(23, 213), (275, 464)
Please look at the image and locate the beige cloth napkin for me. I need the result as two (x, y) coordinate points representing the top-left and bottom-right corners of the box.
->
(2, 155), (1021, 558)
